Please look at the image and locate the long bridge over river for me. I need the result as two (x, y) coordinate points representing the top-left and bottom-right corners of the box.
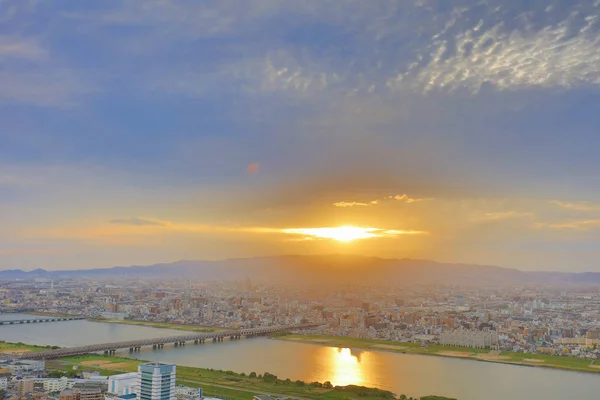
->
(0, 317), (85, 325)
(12, 323), (322, 360)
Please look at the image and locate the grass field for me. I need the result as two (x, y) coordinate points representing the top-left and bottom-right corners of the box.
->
(277, 334), (600, 374)
(52, 354), (455, 400)
(90, 319), (229, 332)
(0, 341), (58, 354)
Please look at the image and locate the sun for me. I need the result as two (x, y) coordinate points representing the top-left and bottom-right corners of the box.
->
(281, 226), (380, 242)
(319, 226), (379, 242)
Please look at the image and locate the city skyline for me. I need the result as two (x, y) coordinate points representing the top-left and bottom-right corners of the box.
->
(2, 1), (600, 271)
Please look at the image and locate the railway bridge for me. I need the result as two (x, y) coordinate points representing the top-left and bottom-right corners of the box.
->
(0, 317), (86, 325)
(14, 323), (322, 359)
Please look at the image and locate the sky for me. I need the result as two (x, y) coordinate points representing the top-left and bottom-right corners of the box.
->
(2, 0), (600, 272)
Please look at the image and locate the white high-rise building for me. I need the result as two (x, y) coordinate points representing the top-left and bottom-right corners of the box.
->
(137, 362), (176, 400)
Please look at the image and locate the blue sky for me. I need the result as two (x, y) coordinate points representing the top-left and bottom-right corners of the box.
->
(2, 0), (600, 271)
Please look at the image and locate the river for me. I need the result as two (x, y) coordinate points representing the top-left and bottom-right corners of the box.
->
(2, 314), (599, 400)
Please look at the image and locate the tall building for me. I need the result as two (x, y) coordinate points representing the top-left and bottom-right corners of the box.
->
(137, 363), (176, 400)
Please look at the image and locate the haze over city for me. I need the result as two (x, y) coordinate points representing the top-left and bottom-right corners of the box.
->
(2, 0), (600, 272)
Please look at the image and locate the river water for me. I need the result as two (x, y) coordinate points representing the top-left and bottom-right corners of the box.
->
(1, 314), (599, 400)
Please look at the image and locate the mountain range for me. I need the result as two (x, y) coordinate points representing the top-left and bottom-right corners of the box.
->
(1, 255), (599, 286)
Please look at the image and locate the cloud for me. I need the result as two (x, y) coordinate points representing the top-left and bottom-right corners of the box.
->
(389, 7), (600, 93)
(550, 200), (600, 212)
(0, 249), (66, 255)
(391, 194), (434, 203)
(61, 0), (600, 102)
(0, 0), (38, 23)
(535, 219), (600, 230)
(333, 193), (433, 207)
(479, 211), (534, 221)
(0, 36), (46, 60)
(333, 201), (371, 208)
(280, 226), (427, 241)
(0, 69), (94, 107)
(65, 0), (288, 39)
(256, 50), (333, 96)
(109, 217), (171, 227)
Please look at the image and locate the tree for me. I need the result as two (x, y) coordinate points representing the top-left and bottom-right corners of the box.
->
(263, 372), (278, 383)
(249, 372), (257, 378)
(323, 381), (333, 389)
(295, 380), (305, 386)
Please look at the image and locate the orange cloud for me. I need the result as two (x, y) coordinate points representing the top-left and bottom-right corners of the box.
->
(333, 193), (433, 207)
(280, 226), (428, 241)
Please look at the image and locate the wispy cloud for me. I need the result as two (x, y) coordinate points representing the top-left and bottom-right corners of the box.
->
(388, 8), (600, 93)
(60, 0), (600, 101)
(550, 200), (600, 212)
(479, 211), (534, 221)
(0, 36), (46, 60)
(0, 0), (39, 23)
(333, 201), (376, 208)
(0, 70), (94, 107)
(535, 219), (600, 230)
(0, 249), (66, 256)
(333, 194), (433, 207)
(109, 217), (171, 227)
(257, 50), (333, 96)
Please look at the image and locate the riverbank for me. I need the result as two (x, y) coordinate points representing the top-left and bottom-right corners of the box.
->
(49, 354), (456, 400)
(28, 311), (75, 318)
(276, 334), (600, 374)
(89, 318), (228, 333)
(0, 341), (59, 354)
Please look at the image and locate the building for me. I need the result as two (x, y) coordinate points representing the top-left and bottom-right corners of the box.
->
(174, 385), (201, 400)
(69, 381), (106, 400)
(3, 360), (45, 374)
(18, 380), (35, 397)
(77, 388), (103, 400)
(555, 337), (600, 348)
(137, 363), (176, 400)
(441, 330), (499, 349)
(59, 389), (79, 400)
(43, 377), (69, 392)
(108, 373), (139, 395)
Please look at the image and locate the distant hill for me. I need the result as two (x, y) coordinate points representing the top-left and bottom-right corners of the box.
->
(1, 255), (599, 285)
(0, 255), (600, 286)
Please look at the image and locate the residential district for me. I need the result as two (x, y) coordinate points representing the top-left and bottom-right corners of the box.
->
(0, 359), (286, 400)
(1, 277), (600, 367)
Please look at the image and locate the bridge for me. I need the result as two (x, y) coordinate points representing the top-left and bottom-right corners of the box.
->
(0, 306), (85, 313)
(0, 317), (86, 325)
(13, 323), (322, 360)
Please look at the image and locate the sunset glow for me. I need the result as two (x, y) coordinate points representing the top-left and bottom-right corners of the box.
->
(280, 226), (424, 242)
